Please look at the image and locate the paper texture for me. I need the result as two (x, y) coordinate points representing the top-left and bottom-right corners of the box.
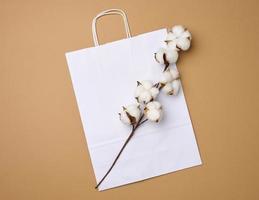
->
(66, 29), (202, 190)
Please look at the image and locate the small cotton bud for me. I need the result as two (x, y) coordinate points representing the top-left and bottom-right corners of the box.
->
(119, 103), (141, 125)
(144, 101), (162, 122)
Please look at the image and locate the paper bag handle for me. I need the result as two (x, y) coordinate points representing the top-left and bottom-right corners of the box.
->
(92, 9), (131, 46)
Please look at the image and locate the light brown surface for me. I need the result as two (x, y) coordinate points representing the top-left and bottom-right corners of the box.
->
(1, 0), (259, 199)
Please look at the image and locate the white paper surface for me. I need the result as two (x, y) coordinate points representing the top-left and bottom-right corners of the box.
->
(66, 29), (202, 191)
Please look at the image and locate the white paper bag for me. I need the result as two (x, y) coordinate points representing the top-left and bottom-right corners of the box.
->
(65, 9), (202, 191)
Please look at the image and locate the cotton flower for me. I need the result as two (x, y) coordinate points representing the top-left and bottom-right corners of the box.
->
(161, 68), (181, 96)
(165, 25), (192, 51)
(144, 101), (162, 122)
(154, 47), (179, 65)
(135, 80), (159, 104)
(119, 103), (141, 125)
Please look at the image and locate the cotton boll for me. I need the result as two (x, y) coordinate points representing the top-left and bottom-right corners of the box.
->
(172, 79), (181, 95)
(155, 47), (178, 65)
(145, 101), (162, 122)
(165, 48), (179, 64)
(119, 103), (141, 125)
(135, 81), (152, 102)
(135, 80), (160, 104)
(146, 109), (161, 122)
(154, 48), (166, 64)
(166, 25), (192, 51)
(161, 67), (181, 95)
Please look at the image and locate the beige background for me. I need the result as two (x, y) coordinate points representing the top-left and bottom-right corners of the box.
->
(1, 0), (259, 199)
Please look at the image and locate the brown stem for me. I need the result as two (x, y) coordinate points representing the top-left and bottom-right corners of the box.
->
(138, 118), (148, 126)
(95, 114), (147, 189)
(95, 57), (170, 189)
